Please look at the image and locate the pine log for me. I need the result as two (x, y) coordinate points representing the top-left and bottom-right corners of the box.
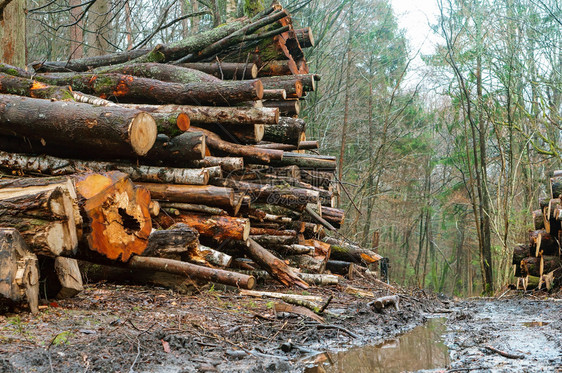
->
(0, 94), (157, 157)
(294, 27), (315, 48)
(216, 178), (319, 206)
(512, 244), (532, 265)
(0, 228), (39, 313)
(246, 238), (309, 289)
(92, 62), (221, 83)
(0, 73), (74, 100)
(325, 237), (383, 265)
(529, 229), (559, 256)
(257, 60), (298, 76)
(143, 132), (206, 163)
(0, 177), (81, 257)
(262, 117), (306, 146)
(0, 151), (210, 185)
(533, 209), (545, 230)
(160, 202), (228, 216)
(177, 62), (258, 80)
(121, 104), (279, 126)
(263, 89), (287, 100)
(34, 73), (264, 106)
(155, 212), (250, 242)
(191, 127), (283, 164)
(136, 183), (236, 211)
(521, 256), (562, 277)
(74, 172), (152, 262)
(185, 156), (244, 172)
(272, 152), (337, 170)
(263, 99), (300, 116)
(128, 256), (255, 289)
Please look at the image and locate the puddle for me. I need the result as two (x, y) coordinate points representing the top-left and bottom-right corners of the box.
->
(522, 321), (549, 327)
(322, 318), (450, 373)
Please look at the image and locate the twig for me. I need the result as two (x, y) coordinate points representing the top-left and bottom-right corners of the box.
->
(129, 337), (141, 372)
(484, 345), (525, 359)
(318, 295), (333, 314)
(316, 324), (359, 339)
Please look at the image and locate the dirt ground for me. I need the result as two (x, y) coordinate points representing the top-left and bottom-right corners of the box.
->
(0, 275), (443, 373)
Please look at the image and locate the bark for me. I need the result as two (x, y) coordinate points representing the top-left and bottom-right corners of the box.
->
(263, 99), (300, 116)
(199, 244), (233, 267)
(324, 237), (383, 265)
(216, 178), (319, 206)
(0, 177), (81, 257)
(551, 176), (562, 198)
(93, 63), (221, 83)
(0, 151), (210, 185)
(259, 74), (316, 93)
(143, 132), (206, 164)
(34, 73), (264, 106)
(143, 223), (199, 260)
(52, 257), (84, 299)
(0, 228), (39, 313)
(137, 183), (236, 211)
(250, 234), (298, 246)
(255, 140), (318, 151)
(160, 202), (228, 216)
(0, 0), (25, 67)
(191, 126), (283, 164)
(178, 62), (258, 80)
(0, 94), (157, 157)
(298, 273), (338, 286)
(521, 255), (562, 277)
(263, 89), (287, 100)
(326, 260), (354, 276)
(250, 227), (297, 237)
(185, 156), (244, 172)
(512, 244), (531, 265)
(151, 112), (190, 137)
(262, 117), (306, 145)
(0, 74), (74, 100)
(155, 212), (250, 242)
(529, 229), (559, 256)
(246, 238), (309, 288)
(196, 123), (264, 144)
(294, 27), (315, 48)
(73, 171), (152, 262)
(121, 104), (279, 125)
(257, 60), (298, 76)
(533, 209), (545, 230)
(272, 152), (337, 170)
(127, 256), (255, 289)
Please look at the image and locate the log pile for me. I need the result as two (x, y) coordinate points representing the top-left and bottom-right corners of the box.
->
(0, 4), (383, 312)
(513, 171), (562, 291)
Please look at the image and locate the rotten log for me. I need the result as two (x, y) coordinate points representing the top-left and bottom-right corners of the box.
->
(178, 62), (258, 80)
(73, 172), (152, 262)
(246, 238), (308, 289)
(121, 104), (279, 126)
(0, 94), (157, 157)
(136, 183), (236, 211)
(0, 151), (210, 185)
(34, 73), (264, 106)
(155, 212), (250, 242)
(0, 228), (39, 313)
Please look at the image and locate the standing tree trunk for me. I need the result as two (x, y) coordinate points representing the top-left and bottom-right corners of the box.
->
(0, 0), (26, 67)
(69, 0), (84, 58)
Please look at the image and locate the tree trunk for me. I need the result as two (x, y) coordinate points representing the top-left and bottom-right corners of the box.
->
(529, 229), (559, 256)
(185, 156), (244, 172)
(143, 132), (206, 163)
(93, 63), (221, 83)
(262, 117), (306, 145)
(257, 60), (298, 76)
(34, 73), (264, 106)
(0, 0), (25, 67)
(263, 99), (300, 116)
(324, 237), (383, 265)
(0, 228), (39, 313)
(0, 94), (157, 157)
(294, 28), (315, 48)
(151, 112), (190, 137)
(122, 104), (279, 126)
(271, 152), (337, 170)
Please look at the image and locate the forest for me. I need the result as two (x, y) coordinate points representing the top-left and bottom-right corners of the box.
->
(0, 0), (561, 298)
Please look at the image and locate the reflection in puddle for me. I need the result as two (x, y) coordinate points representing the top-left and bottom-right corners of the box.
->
(323, 318), (449, 373)
(522, 321), (549, 327)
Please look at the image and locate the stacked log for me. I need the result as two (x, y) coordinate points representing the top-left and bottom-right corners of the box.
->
(0, 4), (384, 312)
(513, 172), (562, 290)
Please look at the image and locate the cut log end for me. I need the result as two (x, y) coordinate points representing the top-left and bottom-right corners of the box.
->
(254, 79), (264, 100)
(177, 112), (190, 131)
(250, 64), (259, 79)
(129, 112), (157, 156)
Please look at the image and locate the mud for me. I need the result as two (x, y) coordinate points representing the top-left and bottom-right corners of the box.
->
(0, 281), (442, 372)
(444, 297), (562, 372)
